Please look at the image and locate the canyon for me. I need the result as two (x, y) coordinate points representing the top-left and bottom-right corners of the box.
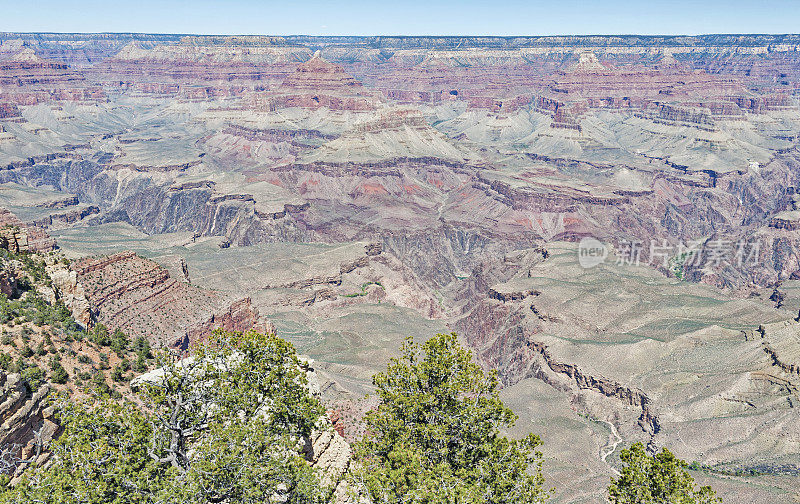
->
(0, 33), (800, 502)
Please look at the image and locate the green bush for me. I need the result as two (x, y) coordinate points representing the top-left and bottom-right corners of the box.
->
(133, 353), (148, 373)
(350, 333), (551, 504)
(1, 330), (328, 504)
(111, 361), (130, 383)
(0, 352), (11, 371)
(608, 443), (721, 504)
(49, 362), (69, 385)
(90, 324), (111, 346)
(133, 336), (151, 359)
(110, 329), (129, 357)
(22, 366), (46, 392)
(90, 371), (113, 397)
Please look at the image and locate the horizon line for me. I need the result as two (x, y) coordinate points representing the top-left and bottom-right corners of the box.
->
(2, 31), (800, 38)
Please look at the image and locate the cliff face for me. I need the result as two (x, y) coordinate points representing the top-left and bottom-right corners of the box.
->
(0, 43), (105, 106)
(10, 145), (800, 290)
(0, 372), (57, 481)
(0, 208), (56, 253)
(182, 297), (275, 350)
(70, 251), (269, 348)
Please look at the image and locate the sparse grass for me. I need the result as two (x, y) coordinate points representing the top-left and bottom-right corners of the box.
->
(341, 281), (384, 298)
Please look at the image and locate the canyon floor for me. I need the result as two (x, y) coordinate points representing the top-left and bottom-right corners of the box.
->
(2, 33), (800, 502)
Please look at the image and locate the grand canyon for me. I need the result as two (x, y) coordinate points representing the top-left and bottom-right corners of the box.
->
(0, 31), (799, 502)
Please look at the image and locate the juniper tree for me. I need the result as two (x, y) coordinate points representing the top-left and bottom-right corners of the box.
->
(0, 397), (165, 504)
(350, 332), (551, 504)
(1, 329), (328, 504)
(608, 443), (721, 504)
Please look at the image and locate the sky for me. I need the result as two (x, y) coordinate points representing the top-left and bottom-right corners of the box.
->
(1, 0), (799, 36)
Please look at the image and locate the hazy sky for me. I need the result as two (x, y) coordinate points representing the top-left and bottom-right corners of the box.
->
(1, 0), (799, 36)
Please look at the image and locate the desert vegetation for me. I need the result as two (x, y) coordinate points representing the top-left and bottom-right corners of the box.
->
(0, 323), (720, 504)
(1, 329), (327, 504)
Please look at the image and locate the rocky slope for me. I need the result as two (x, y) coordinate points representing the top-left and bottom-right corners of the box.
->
(67, 250), (272, 349)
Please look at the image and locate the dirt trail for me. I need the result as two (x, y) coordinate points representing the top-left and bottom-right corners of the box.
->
(600, 419), (622, 476)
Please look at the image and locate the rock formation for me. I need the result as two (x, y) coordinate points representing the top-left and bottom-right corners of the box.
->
(0, 208), (56, 253)
(71, 251), (269, 348)
(0, 372), (56, 481)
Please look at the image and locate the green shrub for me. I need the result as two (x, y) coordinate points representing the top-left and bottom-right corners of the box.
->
(49, 362), (69, 384)
(110, 329), (129, 357)
(350, 333), (551, 504)
(22, 366), (46, 392)
(609, 443), (721, 504)
(133, 353), (148, 372)
(20, 345), (33, 358)
(90, 324), (111, 346)
(0, 352), (11, 370)
(133, 336), (151, 359)
(111, 360), (130, 383)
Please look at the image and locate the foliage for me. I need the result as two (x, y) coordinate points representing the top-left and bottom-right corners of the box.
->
(48, 356), (69, 384)
(142, 329), (327, 503)
(111, 359), (131, 382)
(133, 353), (148, 372)
(2, 329), (328, 504)
(133, 336), (151, 358)
(350, 333), (550, 504)
(90, 323), (111, 346)
(111, 329), (130, 356)
(21, 366), (45, 392)
(341, 281), (385, 298)
(0, 292), (74, 330)
(0, 397), (169, 504)
(608, 443), (721, 504)
(90, 371), (117, 398)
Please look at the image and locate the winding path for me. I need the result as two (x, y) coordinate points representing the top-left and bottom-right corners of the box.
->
(600, 419), (622, 476)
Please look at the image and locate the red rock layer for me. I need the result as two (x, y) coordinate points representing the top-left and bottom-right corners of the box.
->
(0, 103), (22, 120)
(73, 252), (267, 348)
(183, 297), (275, 349)
(248, 55), (379, 111)
(0, 48), (105, 105)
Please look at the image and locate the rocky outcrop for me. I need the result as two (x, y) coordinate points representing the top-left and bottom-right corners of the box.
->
(182, 297), (275, 350)
(487, 288), (540, 302)
(34, 195), (78, 209)
(0, 208), (56, 253)
(525, 338), (661, 437)
(73, 252), (267, 347)
(0, 372), (57, 480)
(759, 321), (800, 377)
(30, 205), (99, 228)
(299, 360), (354, 502)
(46, 258), (93, 327)
(259, 53), (378, 112)
(0, 267), (16, 297)
(0, 103), (22, 120)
